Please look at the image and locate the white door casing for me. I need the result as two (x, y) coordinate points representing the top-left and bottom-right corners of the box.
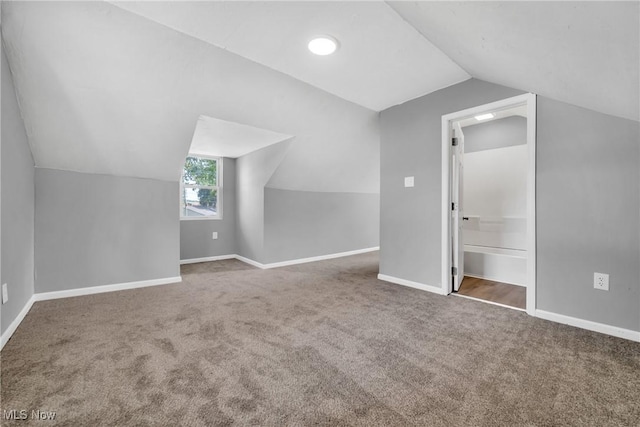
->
(441, 93), (536, 315)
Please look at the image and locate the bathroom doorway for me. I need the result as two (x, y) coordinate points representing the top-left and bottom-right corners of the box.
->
(441, 94), (536, 314)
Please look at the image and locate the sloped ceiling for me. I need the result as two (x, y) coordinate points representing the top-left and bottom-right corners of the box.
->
(189, 116), (293, 159)
(110, 1), (470, 112)
(388, 1), (640, 122)
(1, 1), (638, 184)
(2, 1), (198, 181)
(1, 1), (379, 191)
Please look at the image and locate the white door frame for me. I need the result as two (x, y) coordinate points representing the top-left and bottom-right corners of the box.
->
(440, 93), (537, 315)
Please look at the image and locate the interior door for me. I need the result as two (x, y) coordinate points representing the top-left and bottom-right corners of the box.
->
(451, 122), (465, 291)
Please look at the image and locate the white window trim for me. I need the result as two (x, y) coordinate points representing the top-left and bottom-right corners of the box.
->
(180, 154), (223, 221)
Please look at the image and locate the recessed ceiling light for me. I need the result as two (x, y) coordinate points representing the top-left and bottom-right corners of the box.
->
(308, 36), (338, 56)
(475, 113), (495, 121)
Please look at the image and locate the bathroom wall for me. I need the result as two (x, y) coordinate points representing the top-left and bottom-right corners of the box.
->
(462, 116), (527, 250)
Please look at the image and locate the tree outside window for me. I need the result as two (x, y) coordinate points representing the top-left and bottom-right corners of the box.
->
(181, 156), (222, 219)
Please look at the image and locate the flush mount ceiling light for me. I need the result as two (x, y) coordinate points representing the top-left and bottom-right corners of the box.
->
(475, 113), (495, 121)
(308, 35), (339, 56)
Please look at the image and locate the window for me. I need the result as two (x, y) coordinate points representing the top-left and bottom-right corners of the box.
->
(181, 155), (222, 219)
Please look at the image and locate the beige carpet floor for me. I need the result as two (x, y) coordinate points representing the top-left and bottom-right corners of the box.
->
(1, 252), (639, 426)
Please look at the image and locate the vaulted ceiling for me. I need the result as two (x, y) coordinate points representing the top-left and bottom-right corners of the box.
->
(111, 1), (470, 112)
(388, 1), (639, 122)
(1, 1), (638, 182)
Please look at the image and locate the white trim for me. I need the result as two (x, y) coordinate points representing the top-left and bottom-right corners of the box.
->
(234, 255), (266, 269)
(535, 310), (640, 343)
(261, 247), (380, 269)
(463, 273), (525, 287)
(452, 292), (526, 312)
(235, 247), (380, 270)
(440, 113), (451, 298)
(441, 93), (537, 315)
(180, 255), (236, 265)
(525, 95), (537, 316)
(1, 276), (181, 351)
(1, 295), (36, 351)
(34, 276), (182, 302)
(3, 269), (638, 351)
(377, 274), (447, 296)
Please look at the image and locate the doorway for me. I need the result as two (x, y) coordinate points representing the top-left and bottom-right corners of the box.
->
(441, 94), (536, 314)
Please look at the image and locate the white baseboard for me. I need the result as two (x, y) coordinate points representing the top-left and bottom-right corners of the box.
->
(34, 276), (183, 302)
(180, 255), (235, 265)
(234, 247), (380, 270)
(463, 273), (526, 287)
(4, 270), (639, 352)
(234, 255), (266, 269)
(377, 274), (446, 296)
(262, 247), (380, 269)
(1, 295), (36, 351)
(1, 276), (182, 351)
(535, 309), (640, 342)
(3, 248), (379, 350)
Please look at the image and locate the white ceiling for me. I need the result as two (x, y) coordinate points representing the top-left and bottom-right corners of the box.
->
(388, 1), (640, 122)
(458, 105), (527, 129)
(110, 1), (470, 112)
(189, 116), (293, 159)
(0, 1), (380, 191)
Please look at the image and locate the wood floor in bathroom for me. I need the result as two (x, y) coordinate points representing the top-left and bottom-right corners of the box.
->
(458, 276), (526, 310)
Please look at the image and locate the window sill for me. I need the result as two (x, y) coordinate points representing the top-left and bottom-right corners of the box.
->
(180, 216), (223, 221)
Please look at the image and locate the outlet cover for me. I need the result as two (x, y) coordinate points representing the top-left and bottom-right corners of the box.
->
(212, 232), (218, 240)
(404, 176), (415, 188)
(594, 272), (609, 291)
(2, 283), (8, 304)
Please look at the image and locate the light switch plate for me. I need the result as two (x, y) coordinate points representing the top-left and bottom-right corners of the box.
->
(404, 176), (415, 187)
(212, 232), (218, 240)
(2, 283), (8, 304)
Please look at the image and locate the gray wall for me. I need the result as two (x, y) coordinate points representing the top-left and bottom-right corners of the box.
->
(463, 116), (526, 153)
(6, 1), (383, 274)
(1, 41), (35, 335)
(184, 138), (380, 265)
(236, 141), (291, 263)
(536, 97), (640, 331)
(180, 158), (237, 260)
(35, 169), (180, 293)
(380, 77), (640, 332)
(263, 188), (379, 264)
(379, 79), (523, 286)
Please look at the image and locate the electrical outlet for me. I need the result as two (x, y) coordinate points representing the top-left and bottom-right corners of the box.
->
(212, 232), (218, 240)
(2, 283), (8, 304)
(594, 273), (609, 291)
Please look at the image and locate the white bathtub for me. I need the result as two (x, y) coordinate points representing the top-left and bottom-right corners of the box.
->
(463, 244), (526, 286)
